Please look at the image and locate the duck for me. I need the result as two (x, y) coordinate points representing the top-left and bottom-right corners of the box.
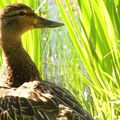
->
(0, 3), (93, 120)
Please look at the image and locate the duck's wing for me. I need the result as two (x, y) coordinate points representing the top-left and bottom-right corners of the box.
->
(0, 81), (93, 120)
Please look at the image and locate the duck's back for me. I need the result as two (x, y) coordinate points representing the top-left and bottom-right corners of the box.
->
(0, 81), (93, 120)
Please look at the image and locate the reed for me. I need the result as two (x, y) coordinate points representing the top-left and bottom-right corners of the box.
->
(57, 0), (120, 119)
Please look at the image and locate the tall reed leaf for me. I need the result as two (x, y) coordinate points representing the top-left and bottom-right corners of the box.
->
(57, 0), (120, 119)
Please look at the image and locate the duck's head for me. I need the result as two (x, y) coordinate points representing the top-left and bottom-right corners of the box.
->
(0, 3), (64, 87)
(0, 3), (63, 39)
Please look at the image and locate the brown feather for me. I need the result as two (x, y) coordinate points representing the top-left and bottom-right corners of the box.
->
(0, 3), (93, 120)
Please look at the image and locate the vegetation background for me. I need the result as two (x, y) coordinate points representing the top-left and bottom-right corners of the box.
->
(0, 0), (120, 120)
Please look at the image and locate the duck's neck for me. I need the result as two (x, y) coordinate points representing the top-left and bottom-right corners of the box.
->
(0, 37), (41, 87)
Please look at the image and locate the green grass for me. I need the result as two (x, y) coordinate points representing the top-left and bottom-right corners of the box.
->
(0, 0), (120, 119)
(57, 0), (120, 119)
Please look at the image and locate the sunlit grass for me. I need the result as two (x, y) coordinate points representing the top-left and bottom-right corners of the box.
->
(57, 0), (120, 119)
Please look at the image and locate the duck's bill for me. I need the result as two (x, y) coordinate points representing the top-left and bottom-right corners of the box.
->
(34, 16), (64, 28)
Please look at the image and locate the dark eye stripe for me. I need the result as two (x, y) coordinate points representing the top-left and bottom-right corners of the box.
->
(18, 11), (26, 16)
(5, 12), (35, 18)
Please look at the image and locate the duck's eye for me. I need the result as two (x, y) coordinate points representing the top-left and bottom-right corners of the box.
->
(19, 11), (26, 16)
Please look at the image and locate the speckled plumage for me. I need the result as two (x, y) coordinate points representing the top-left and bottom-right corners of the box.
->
(0, 3), (93, 120)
